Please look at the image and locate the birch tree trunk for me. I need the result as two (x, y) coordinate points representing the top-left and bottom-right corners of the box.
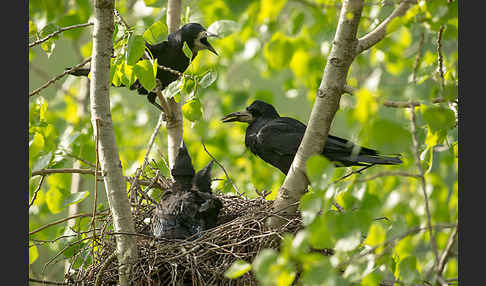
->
(267, 0), (414, 228)
(165, 0), (183, 169)
(267, 0), (364, 228)
(89, 1), (138, 284)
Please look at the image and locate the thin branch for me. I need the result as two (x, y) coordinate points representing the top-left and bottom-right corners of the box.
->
(356, 1), (416, 54)
(437, 26), (446, 91)
(95, 252), (118, 286)
(355, 171), (422, 182)
(29, 22), (94, 48)
(409, 106), (440, 266)
(383, 97), (447, 108)
(345, 223), (455, 267)
(200, 140), (243, 197)
(29, 175), (46, 208)
(412, 31), (425, 83)
(29, 57), (92, 97)
(436, 222), (459, 275)
(29, 211), (108, 236)
(31, 168), (102, 177)
(28, 278), (68, 285)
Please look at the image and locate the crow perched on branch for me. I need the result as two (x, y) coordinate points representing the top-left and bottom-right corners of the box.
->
(68, 23), (218, 111)
(152, 142), (222, 239)
(222, 100), (402, 174)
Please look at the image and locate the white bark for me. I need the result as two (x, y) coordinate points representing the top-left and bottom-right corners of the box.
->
(268, 0), (365, 228)
(165, 0), (184, 169)
(267, 0), (415, 228)
(89, 1), (138, 284)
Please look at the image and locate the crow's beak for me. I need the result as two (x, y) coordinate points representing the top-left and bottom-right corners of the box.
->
(221, 110), (253, 123)
(200, 35), (219, 56)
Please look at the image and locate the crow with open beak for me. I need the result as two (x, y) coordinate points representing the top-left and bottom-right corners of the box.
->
(68, 23), (219, 111)
(222, 100), (402, 175)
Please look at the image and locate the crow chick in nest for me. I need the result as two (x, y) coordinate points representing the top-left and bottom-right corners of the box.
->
(222, 100), (402, 175)
(68, 23), (218, 111)
(152, 142), (222, 239)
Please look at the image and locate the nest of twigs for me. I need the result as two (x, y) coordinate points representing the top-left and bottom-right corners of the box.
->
(66, 189), (307, 285)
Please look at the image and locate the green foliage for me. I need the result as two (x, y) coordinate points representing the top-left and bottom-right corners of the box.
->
(29, 0), (457, 284)
(143, 21), (168, 45)
(224, 259), (252, 278)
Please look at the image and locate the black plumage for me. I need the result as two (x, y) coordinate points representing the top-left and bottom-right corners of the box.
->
(152, 142), (222, 239)
(68, 23), (218, 111)
(221, 100), (402, 174)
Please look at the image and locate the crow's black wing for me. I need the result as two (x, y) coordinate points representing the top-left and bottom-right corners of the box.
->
(248, 117), (306, 173)
(255, 117), (306, 156)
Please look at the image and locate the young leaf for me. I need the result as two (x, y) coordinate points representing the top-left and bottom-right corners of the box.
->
(134, 59), (156, 92)
(163, 79), (182, 99)
(29, 245), (39, 265)
(126, 34), (146, 65)
(183, 41), (193, 60)
(182, 98), (203, 122)
(207, 20), (239, 38)
(32, 151), (53, 172)
(143, 21), (168, 45)
(306, 155), (335, 190)
(224, 260), (252, 279)
(62, 191), (90, 207)
(199, 71), (218, 88)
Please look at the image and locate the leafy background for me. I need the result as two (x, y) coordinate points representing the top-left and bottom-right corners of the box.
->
(29, 0), (457, 284)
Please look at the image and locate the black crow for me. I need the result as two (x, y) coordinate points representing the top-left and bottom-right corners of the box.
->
(152, 142), (222, 239)
(221, 100), (402, 174)
(69, 23), (218, 111)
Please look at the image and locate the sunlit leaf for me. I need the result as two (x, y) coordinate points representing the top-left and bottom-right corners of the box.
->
(143, 21), (168, 45)
(126, 34), (146, 65)
(134, 59), (156, 92)
(182, 98), (203, 122)
(224, 260), (252, 279)
(199, 71), (218, 88)
(62, 191), (90, 207)
(207, 20), (239, 38)
(29, 245), (39, 265)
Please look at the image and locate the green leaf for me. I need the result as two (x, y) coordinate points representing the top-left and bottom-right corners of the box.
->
(182, 98), (203, 122)
(134, 59), (156, 92)
(29, 245), (39, 265)
(163, 78), (182, 99)
(46, 187), (65, 214)
(183, 41), (193, 60)
(143, 21), (168, 45)
(398, 256), (419, 284)
(32, 151), (53, 172)
(207, 20), (239, 38)
(300, 191), (322, 225)
(62, 191), (90, 207)
(199, 71), (218, 88)
(334, 230), (361, 252)
(29, 133), (45, 159)
(421, 105), (456, 133)
(126, 34), (146, 65)
(224, 260), (252, 279)
(29, 21), (37, 36)
(306, 155), (334, 190)
(264, 32), (294, 69)
(40, 23), (60, 57)
(252, 249), (279, 280)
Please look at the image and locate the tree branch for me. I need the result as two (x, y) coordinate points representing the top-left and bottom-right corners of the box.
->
(89, 1), (138, 284)
(29, 57), (92, 97)
(268, 0), (365, 228)
(29, 22), (94, 48)
(409, 106), (440, 267)
(356, 0), (416, 54)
